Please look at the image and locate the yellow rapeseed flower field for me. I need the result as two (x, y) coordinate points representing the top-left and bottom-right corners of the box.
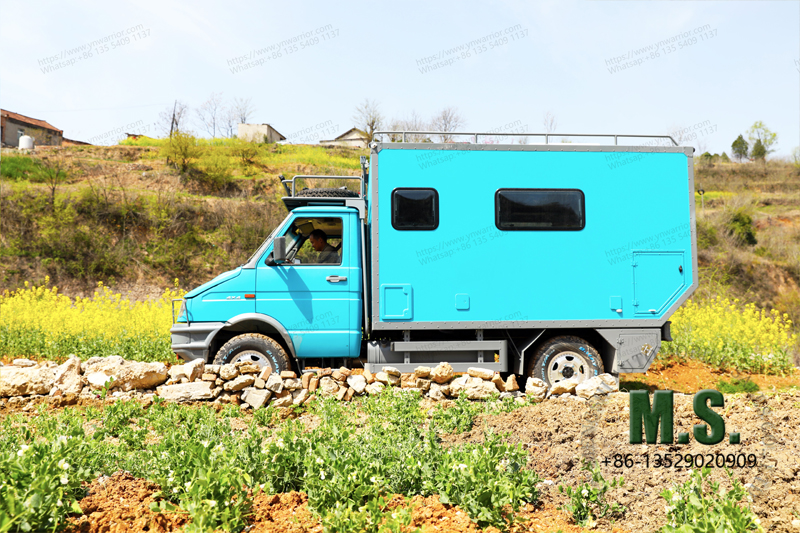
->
(1, 281), (797, 373)
(0, 278), (184, 362)
(663, 297), (797, 374)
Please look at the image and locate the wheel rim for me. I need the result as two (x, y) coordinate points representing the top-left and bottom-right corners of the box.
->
(230, 350), (270, 369)
(546, 351), (592, 385)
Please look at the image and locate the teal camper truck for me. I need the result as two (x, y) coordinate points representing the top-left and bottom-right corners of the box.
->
(171, 132), (697, 387)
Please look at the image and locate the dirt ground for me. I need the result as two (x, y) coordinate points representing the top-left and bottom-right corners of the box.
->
(621, 359), (800, 394)
(4, 360), (800, 532)
(454, 390), (800, 532)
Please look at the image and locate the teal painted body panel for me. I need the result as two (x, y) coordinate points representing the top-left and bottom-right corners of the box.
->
(374, 148), (693, 324)
(185, 206), (363, 359)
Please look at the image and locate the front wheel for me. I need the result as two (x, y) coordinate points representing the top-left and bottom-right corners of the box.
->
(213, 333), (291, 373)
(528, 335), (603, 387)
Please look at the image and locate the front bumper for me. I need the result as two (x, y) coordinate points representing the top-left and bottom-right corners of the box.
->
(170, 322), (225, 362)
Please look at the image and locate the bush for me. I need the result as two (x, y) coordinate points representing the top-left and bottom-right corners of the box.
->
(660, 468), (762, 532)
(559, 461), (626, 527)
(160, 131), (202, 173)
(726, 208), (757, 246)
(716, 377), (759, 394)
(196, 151), (233, 189)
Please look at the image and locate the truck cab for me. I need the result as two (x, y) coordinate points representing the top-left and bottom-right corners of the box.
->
(172, 131), (697, 387)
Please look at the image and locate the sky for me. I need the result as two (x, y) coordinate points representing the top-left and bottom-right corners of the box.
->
(0, 0), (798, 157)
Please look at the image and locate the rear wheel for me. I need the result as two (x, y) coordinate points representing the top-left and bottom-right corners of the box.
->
(528, 335), (603, 387)
(213, 333), (291, 373)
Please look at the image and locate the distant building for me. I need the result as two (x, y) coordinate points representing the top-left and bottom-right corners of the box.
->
(237, 124), (286, 143)
(319, 127), (369, 149)
(63, 138), (92, 146)
(0, 109), (63, 147)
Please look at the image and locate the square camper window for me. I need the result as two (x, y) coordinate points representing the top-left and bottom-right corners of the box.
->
(495, 189), (585, 230)
(392, 188), (439, 230)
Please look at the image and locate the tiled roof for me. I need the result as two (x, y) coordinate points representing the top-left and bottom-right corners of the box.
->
(1, 109), (63, 134)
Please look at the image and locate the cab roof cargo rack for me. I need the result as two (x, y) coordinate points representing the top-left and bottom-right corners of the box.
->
(280, 174), (366, 215)
(373, 131), (679, 146)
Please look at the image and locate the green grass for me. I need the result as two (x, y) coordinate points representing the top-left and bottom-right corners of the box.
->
(0, 155), (45, 181)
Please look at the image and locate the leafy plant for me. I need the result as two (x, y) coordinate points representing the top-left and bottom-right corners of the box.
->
(160, 130), (201, 173)
(659, 467), (762, 532)
(716, 377), (759, 394)
(559, 460), (626, 527)
(0, 430), (93, 533)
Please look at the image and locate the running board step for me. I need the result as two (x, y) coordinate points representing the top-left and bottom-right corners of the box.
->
(365, 340), (508, 374)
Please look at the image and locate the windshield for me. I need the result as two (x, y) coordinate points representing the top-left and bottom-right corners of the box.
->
(242, 217), (287, 266)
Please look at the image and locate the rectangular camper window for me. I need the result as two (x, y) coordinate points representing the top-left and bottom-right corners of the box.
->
(392, 188), (439, 230)
(495, 189), (585, 230)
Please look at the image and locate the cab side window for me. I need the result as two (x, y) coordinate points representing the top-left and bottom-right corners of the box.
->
(277, 217), (343, 265)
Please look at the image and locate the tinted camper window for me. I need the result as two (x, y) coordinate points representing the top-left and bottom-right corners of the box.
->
(392, 188), (439, 230)
(495, 189), (584, 230)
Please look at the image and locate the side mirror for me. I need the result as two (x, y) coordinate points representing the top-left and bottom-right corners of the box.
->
(273, 236), (286, 264)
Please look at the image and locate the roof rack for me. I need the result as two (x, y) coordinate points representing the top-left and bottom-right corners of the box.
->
(280, 174), (366, 214)
(373, 131), (679, 147)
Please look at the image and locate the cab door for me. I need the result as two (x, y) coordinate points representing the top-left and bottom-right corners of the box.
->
(256, 211), (362, 358)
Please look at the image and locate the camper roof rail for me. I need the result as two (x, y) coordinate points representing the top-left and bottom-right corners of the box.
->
(372, 131), (679, 147)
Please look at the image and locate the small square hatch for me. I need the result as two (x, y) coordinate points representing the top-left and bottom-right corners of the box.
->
(380, 284), (413, 320)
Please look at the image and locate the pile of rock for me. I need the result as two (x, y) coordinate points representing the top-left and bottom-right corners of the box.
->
(0, 357), (619, 410)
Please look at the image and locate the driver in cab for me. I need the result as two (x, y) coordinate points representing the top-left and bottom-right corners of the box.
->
(308, 229), (338, 264)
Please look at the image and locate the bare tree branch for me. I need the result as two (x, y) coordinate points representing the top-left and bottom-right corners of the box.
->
(430, 107), (464, 143)
(195, 92), (225, 138)
(157, 101), (189, 137)
(389, 110), (430, 142)
(352, 98), (384, 142)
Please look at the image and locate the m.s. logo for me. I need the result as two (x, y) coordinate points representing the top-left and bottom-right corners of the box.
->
(629, 390), (740, 445)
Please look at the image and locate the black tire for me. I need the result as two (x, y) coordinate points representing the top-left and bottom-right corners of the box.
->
(528, 335), (603, 387)
(213, 333), (291, 373)
(296, 188), (358, 198)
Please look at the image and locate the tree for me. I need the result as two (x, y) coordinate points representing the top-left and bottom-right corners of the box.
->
(352, 98), (383, 142)
(543, 111), (557, 134)
(230, 97), (256, 125)
(37, 155), (69, 209)
(731, 135), (749, 162)
(751, 139), (766, 161)
(196, 92), (225, 138)
(747, 121), (777, 156)
(389, 110), (430, 142)
(161, 130), (201, 172)
(222, 97), (256, 138)
(430, 107), (464, 143)
(792, 147), (800, 169)
(157, 101), (190, 137)
(720, 152), (730, 163)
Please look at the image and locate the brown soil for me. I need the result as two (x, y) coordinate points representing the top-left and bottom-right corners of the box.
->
(621, 359), (800, 394)
(455, 391), (800, 532)
(65, 471), (190, 533)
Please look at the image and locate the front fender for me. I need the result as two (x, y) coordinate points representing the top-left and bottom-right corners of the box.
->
(221, 313), (297, 359)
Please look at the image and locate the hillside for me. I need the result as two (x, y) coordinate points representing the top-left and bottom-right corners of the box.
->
(1, 142), (798, 323)
(0, 141), (366, 297)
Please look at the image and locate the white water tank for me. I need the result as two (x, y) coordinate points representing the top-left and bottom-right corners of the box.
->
(18, 135), (34, 150)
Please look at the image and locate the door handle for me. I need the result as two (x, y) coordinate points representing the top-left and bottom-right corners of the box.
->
(326, 275), (347, 283)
